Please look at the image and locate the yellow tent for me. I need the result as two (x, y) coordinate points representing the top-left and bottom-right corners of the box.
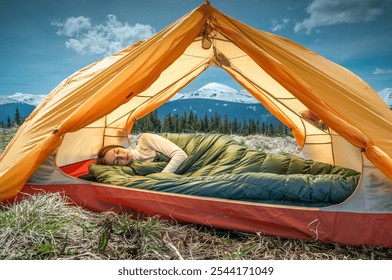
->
(1, 1), (392, 246)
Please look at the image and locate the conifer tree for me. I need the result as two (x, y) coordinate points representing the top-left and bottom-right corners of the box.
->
(162, 114), (173, 132)
(6, 116), (12, 128)
(241, 118), (248, 135)
(14, 106), (21, 126)
(188, 111), (198, 132)
(201, 114), (209, 131)
(150, 110), (160, 129)
(178, 112), (187, 132)
(223, 115), (230, 134)
(232, 118), (239, 134)
(213, 113), (222, 133)
(131, 108), (291, 137)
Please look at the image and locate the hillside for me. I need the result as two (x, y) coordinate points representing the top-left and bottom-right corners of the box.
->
(157, 98), (281, 125)
(0, 103), (36, 124)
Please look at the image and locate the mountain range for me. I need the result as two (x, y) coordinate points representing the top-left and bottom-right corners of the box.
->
(1, 83), (391, 125)
(0, 93), (46, 124)
(0, 83), (281, 125)
(170, 83), (258, 104)
(161, 82), (280, 124)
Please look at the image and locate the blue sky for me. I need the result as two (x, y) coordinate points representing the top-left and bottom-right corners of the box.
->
(1, 0), (391, 97)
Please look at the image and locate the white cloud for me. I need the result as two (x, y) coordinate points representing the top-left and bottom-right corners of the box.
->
(271, 18), (290, 32)
(295, 0), (384, 34)
(52, 15), (155, 56)
(52, 16), (92, 37)
(373, 67), (392, 75)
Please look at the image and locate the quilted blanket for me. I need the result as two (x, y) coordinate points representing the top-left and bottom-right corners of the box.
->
(88, 134), (360, 207)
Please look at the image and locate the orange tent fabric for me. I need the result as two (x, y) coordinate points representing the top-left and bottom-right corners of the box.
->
(1, 2), (391, 200)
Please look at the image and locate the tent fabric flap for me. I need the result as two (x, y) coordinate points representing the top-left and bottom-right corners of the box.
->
(208, 14), (392, 179)
(0, 4), (211, 199)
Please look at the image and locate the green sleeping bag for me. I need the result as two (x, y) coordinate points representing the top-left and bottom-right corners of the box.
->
(89, 133), (360, 207)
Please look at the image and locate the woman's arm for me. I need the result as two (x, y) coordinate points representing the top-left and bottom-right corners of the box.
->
(139, 133), (188, 173)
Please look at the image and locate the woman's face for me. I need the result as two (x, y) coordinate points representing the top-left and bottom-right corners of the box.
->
(103, 147), (133, 166)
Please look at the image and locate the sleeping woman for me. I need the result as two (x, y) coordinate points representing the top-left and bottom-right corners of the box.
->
(96, 133), (188, 173)
(91, 133), (360, 207)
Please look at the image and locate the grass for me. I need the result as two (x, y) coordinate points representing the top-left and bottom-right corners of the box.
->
(1, 192), (392, 260)
(0, 192), (165, 260)
(0, 127), (17, 154)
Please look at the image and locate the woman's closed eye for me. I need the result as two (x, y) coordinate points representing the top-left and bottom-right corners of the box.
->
(113, 149), (119, 165)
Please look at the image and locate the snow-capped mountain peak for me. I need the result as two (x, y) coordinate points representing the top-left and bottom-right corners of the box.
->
(198, 82), (238, 94)
(0, 93), (46, 106)
(7, 93), (46, 106)
(0, 96), (19, 106)
(170, 82), (258, 104)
